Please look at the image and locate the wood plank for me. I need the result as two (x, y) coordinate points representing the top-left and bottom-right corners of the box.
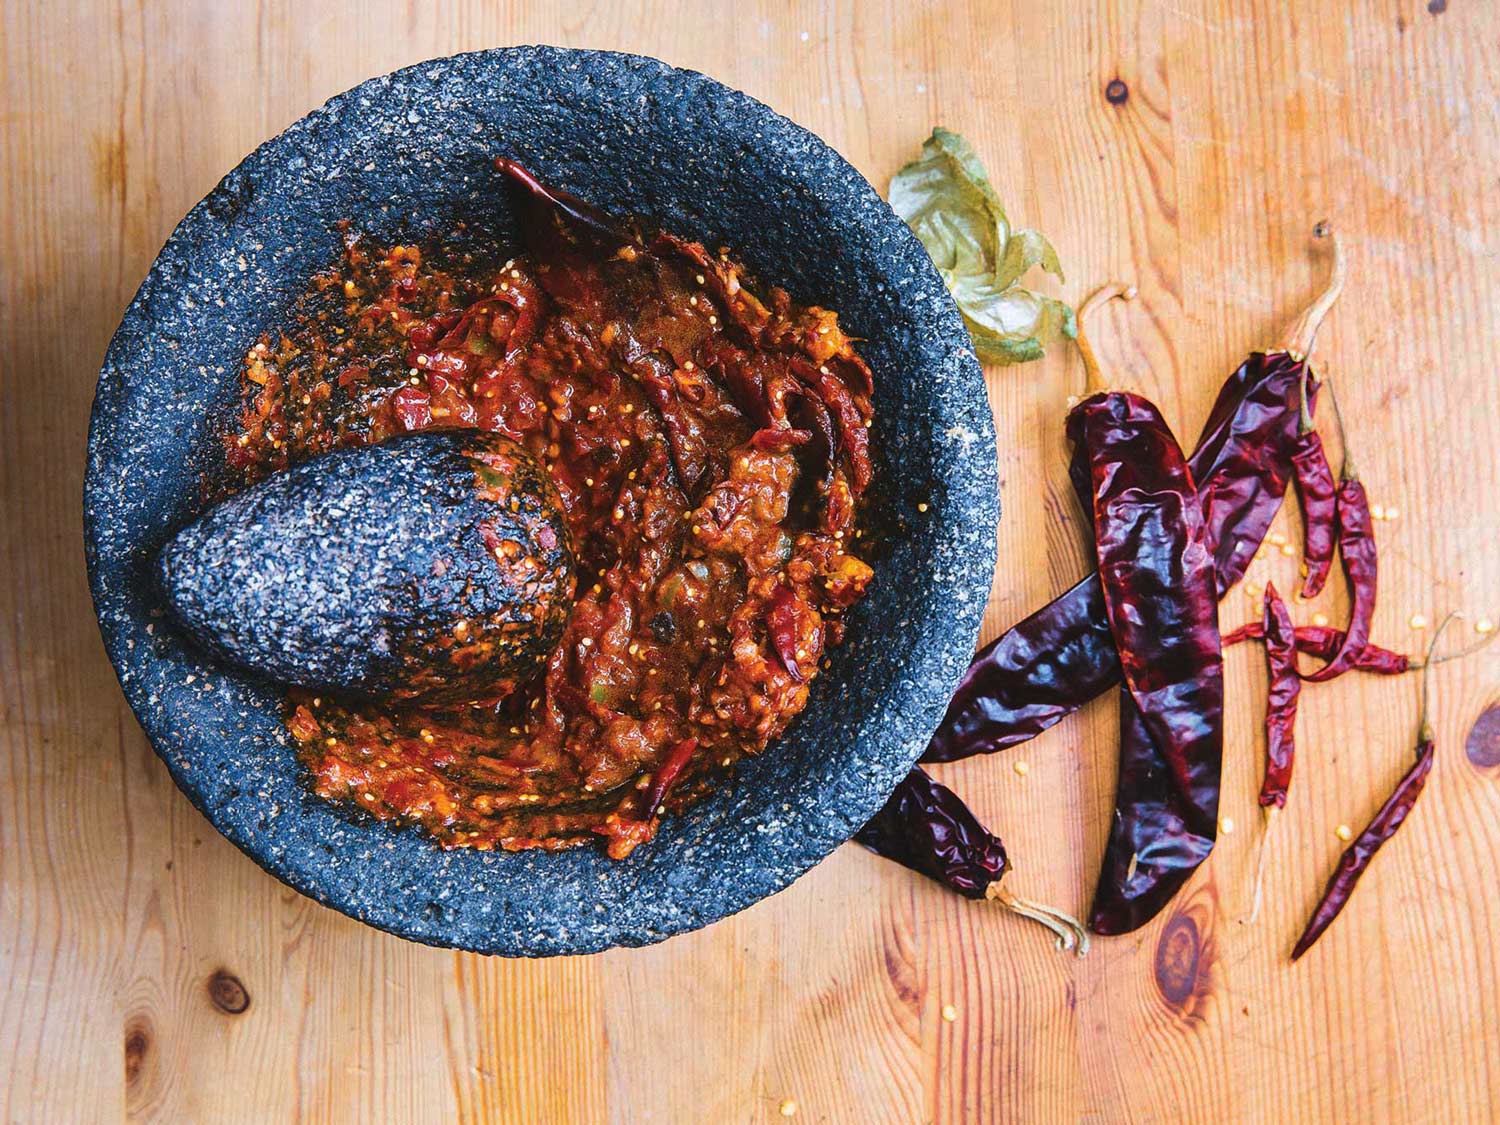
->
(3, 1), (1498, 1121)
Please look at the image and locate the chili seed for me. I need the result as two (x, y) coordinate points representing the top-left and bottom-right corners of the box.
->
(941, 1004), (959, 1022)
(1312, 612), (1330, 627)
(1335, 824), (1353, 841)
(1477, 618), (1496, 635)
(1220, 817), (1235, 834)
(1013, 760), (1030, 777)
(1409, 614), (1429, 630)
(778, 1100), (798, 1118)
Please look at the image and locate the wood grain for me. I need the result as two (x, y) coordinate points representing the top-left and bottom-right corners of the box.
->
(4, 1), (1499, 1121)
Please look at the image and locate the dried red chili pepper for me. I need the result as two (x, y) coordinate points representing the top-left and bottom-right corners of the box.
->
(1291, 429), (1338, 599)
(923, 228), (1341, 764)
(1285, 226), (1344, 598)
(1298, 382), (1378, 683)
(1289, 616), (1460, 959)
(1063, 286), (1225, 935)
(1223, 621), (1410, 675)
(1089, 685), (1218, 931)
(1241, 585), (1300, 925)
(1257, 584), (1301, 810)
(856, 769), (1089, 953)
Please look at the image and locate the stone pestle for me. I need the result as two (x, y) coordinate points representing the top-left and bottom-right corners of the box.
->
(156, 429), (575, 705)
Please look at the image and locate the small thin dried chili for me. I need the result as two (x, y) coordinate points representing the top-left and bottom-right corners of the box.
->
(1223, 621), (1410, 675)
(856, 769), (1088, 953)
(1242, 584), (1300, 925)
(1299, 381), (1378, 683)
(1290, 616), (1458, 959)
(1285, 225), (1345, 598)
(1064, 286), (1225, 935)
(924, 227), (1343, 764)
(1291, 429), (1338, 599)
(1258, 584), (1301, 810)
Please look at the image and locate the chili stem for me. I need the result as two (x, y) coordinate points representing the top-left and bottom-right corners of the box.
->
(1414, 618), (1500, 669)
(1282, 221), (1346, 361)
(1418, 613), (1460, 742)
(1325, 377), (1359, 483)
(1074, 282), (1137, 396)
(1297, 362), (1316, 436)
(988, 884), (1091, 956)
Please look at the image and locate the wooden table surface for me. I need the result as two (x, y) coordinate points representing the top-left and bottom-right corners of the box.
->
(5, 1), (1500, 1121)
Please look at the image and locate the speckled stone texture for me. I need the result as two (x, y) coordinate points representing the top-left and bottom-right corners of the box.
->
(85, 46), (999, 956)
(156, 430), (574, 704)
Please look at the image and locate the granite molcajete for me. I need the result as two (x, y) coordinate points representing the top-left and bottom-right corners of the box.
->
(84, 46), (999, 956)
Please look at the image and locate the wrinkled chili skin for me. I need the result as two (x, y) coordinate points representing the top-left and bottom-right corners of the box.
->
(1066, 391), (1224, 934)
(1068, 392), (1225, 833)
(1299, 476), (1377, 682)
(1290, 738), (1434, 960)
(1290, 430), (1338, 598)
(923, 352), (1310, 764)
(1260, 584), (1301, 809)
(855, 768), (1008, 899)
(1089, 687), (1216, 933)
(1223, 622), (1409, 674)
(1193, 352), (1318, 591)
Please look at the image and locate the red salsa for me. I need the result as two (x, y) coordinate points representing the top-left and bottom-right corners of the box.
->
(226, 175), (875, 858)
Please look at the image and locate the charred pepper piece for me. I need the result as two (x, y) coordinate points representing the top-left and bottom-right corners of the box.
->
(158, 430), (575, 705)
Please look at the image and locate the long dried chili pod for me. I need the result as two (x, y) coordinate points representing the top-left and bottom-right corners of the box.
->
(856, 769), (1089, 953)
(924, 228), (1340, 764)
(1257, 584), (1301, 810)
(1289, 616), (1500, 957)
(1063, 287), (1225, 934)
(1285, 224), (1344, 598)
(1242, 583), (1300, 925)
(1290, 413), (1339, 599)
(1223, 621), (1410, 675)
(1289, 615), (1457, 959)
(1298, 381), (1378, 683)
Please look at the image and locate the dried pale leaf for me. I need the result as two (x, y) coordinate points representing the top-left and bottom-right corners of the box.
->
(889, 127), (1072, 365)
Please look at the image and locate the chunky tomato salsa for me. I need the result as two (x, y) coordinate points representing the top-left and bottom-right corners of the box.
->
(225, 163), (875, 858)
